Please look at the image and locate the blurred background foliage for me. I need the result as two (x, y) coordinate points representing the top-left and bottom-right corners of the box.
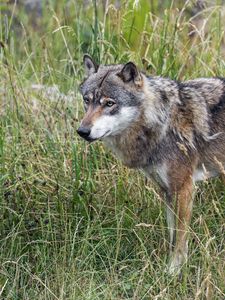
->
(1, 0), (225, 87)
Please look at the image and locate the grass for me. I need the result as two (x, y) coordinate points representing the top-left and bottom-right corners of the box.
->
(0, 1), (225, 299)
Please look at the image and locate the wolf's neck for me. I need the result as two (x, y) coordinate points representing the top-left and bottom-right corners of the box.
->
(104, 119), (162, 169)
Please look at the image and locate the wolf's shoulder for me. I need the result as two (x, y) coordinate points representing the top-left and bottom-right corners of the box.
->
(146, 75), (178, 88)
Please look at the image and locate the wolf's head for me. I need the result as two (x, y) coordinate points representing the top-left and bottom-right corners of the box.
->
(77, 55), (145, 142)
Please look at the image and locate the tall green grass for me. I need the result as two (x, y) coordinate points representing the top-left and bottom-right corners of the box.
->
(0, 1), (224, 299)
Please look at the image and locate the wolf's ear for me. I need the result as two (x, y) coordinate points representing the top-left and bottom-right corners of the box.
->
(117, 62), (142, 85)
(83, 54), (98, 77)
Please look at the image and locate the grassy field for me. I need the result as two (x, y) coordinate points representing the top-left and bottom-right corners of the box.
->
(0, 1), (225, 299)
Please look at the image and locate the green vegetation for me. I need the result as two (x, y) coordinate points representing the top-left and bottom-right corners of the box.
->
(0, 1), (224, 299)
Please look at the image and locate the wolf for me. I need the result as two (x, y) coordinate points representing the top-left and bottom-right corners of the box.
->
(77, 54), (225, 274)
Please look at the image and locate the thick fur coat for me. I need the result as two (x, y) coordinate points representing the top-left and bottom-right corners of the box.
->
(78, 55), (225, 274)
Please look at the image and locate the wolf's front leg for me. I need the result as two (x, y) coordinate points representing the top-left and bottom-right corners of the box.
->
(168, 177), (194, 275)
(165, 194), (176, 253)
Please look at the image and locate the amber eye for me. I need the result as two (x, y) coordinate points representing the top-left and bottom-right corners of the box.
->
(106, 101), (115, 107)
(83, 97), (90, 105)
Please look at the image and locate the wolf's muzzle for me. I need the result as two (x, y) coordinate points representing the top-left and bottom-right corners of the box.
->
(77, 126), (92, 141)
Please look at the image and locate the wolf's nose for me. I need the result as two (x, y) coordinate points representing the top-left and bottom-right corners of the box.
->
(77, 127), (91, 139)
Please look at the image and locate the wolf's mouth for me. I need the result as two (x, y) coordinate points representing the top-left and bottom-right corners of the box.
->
(82, 130), (111, 143)
(99, 130), (111, 140)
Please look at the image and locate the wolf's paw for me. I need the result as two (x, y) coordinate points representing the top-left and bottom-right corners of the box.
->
(167, 252), (187, 276)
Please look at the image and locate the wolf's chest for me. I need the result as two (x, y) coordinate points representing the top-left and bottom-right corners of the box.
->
(103, 135), (151, 169)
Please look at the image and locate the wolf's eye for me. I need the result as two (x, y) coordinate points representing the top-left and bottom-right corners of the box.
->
(106, 101), (115, 107)
(83, 97), (90, 105)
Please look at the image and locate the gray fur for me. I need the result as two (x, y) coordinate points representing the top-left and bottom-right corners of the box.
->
(78, 56), (225, 274)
